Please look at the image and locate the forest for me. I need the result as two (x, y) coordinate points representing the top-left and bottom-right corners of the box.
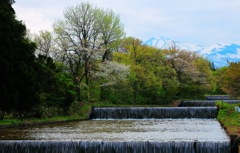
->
(0, 1), (239, 120)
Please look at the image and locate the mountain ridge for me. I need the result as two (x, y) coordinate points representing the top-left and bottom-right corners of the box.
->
(143, 37), (240, 67)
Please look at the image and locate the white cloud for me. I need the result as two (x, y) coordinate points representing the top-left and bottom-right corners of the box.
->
(13, 6), (56, 33)
(12, 0), (240, 45)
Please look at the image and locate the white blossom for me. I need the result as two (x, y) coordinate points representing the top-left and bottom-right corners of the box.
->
(92, 61), (130, 86)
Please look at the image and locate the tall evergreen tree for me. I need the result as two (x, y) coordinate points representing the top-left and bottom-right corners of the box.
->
(0, 0), (40, 118)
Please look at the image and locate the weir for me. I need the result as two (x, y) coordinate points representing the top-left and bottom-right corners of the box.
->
(0, 99), (232, 153)
(205, 95), (237, 100)
(179, 100), (240, 107)
(91, 107), (218, 119)
(0, 140), (230, 153)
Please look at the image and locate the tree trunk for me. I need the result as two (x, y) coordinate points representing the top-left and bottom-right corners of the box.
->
(133, 81), (138, 103)
(73, 78), (81, 102)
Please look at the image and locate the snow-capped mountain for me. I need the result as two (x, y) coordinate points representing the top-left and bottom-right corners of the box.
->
(143, 37), (240, 68)
(144, 37), (206, 52)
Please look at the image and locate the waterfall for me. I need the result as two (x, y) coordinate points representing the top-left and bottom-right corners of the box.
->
(205, 95), (236, 100)
(179, 100), (239, 107)
(0, 140), (230, 153)
(91, 107), (218, 119)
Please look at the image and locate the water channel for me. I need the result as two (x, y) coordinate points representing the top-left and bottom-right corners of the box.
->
(0, 98), (233, 153)
(0, 119), (229, 142)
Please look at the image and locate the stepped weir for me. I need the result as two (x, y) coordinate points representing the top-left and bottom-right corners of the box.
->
(205, 95), (237, 100)
(0, 140), (230, 153)
(179, 100), (240, 107)
(91, 107), (218, 119)
(0, 97), (233, 153)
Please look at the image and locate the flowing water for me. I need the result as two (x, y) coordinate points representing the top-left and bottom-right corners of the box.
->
(91, 107), (218, 119)
(0, 119), (229, 142)
(0, 106), (231, 153)
(179, 100), (240, 107)
(0, 140), (230, 153)
(205, 95), (237, 100)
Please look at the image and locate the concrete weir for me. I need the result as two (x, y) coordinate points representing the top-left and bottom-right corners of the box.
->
(90, 107), (218, 119)
(0, 108), (231, 153)
(0, 140), (230, 153)
(0, 98), (233, 153)
(205, 95), (237, 100)
(178, 100), (239, 107)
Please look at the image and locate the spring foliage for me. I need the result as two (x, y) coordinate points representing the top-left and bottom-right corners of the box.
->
(111, 37), (213, 104)
(53, 2), (125, 101)
(2, 1), (237, 119)
(221, 62), (240, 97)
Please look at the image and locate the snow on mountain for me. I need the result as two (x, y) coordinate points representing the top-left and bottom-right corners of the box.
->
(198, 43), (229, 55)
(143, 37), (240, 67)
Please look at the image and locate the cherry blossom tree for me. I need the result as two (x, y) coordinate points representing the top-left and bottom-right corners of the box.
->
(53, 2), (125, 101)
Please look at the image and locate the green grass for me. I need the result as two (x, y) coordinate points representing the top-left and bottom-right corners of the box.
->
(216, 102), (240, 135)
(0, 119), (22, 125)
(0, 105), (91, 127)
(0, 116), (86, 127)
(0, 100), (180, 127)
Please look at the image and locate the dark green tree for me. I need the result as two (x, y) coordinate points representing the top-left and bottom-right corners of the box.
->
(36, 55), (76, 117)
(0, 1), (41, 118)
(210, 62), (216, 71)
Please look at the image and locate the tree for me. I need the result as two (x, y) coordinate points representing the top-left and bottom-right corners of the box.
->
(115, 37), (179, 104)
(0, 1), (41, 118)
(1, 0), (15, 6)
(210, 62), (216, 71)
(53, 2), (125, 101)
(33, 30), (55, 57)
(210, 66), (227, 94)
(163, 48), (212, 98)
(194, 57), (213, 91)
(91, 61), (130, 102)
(92, 61), (129, 87)
(36, 55), (76, 117)
(119, 37), (149, 102)
(221, 62), (240, 97)
(98, 8), (125, 62)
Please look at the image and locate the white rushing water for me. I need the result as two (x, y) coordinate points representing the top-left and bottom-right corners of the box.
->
(91, 107), (218, 119)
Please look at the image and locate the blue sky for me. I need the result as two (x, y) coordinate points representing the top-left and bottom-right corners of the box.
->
(13, 0), (240, 46)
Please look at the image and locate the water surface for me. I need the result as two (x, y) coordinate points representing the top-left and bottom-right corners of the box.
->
(0, 119), (230, 142)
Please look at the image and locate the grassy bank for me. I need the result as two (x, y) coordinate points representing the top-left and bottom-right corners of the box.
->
(216, 102), (240, 136)
(0, 116), (85, 126)
(0, 100), (180, 127)
(0, 104), (91, 127)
